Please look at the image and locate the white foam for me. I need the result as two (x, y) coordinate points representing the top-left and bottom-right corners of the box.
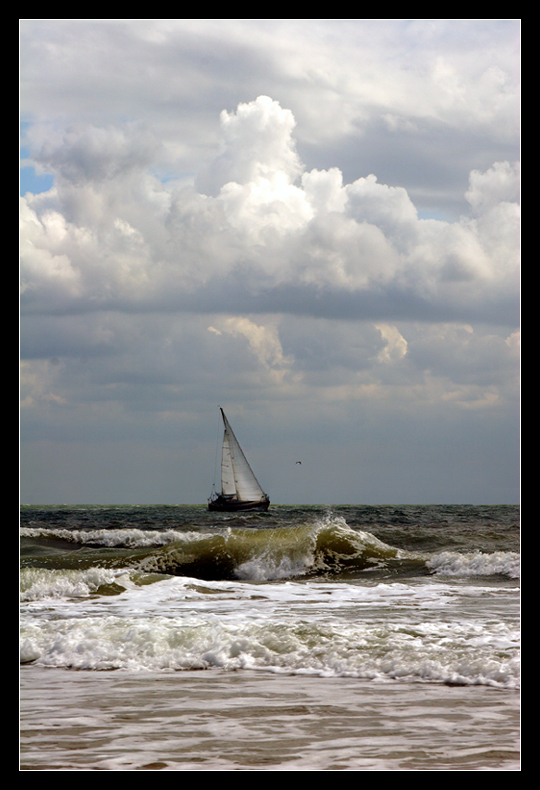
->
(19, 607), (520, 687)
(427, 550), (520, 578)
(21, 526), (198, 548)
(20, 574), (520, 687)
(20, 567), (135, 601)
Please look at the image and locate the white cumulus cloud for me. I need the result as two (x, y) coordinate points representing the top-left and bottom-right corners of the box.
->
(20, 96), (520, 326)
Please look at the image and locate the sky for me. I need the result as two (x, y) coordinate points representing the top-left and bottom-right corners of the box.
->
(20, 19), (520, 505)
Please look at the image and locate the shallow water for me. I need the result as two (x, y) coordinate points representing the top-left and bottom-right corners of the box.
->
(20, 667), (519, 771)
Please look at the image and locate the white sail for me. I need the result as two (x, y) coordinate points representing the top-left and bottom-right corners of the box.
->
(220, 409), (266, 501)
(220, 431), (236, 496)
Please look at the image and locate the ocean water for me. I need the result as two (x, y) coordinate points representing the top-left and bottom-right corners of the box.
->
(20, 504), (520, 771)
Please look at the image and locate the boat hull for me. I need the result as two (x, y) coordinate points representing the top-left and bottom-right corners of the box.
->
(208, 495), (270, 512)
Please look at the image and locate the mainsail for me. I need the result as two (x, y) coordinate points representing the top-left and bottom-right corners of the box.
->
(209, 408), (270, 511)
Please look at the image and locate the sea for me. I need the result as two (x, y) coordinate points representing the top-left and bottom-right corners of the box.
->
(20, 504), (520, 771)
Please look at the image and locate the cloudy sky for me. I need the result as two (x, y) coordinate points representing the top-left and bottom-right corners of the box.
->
(20, 19), (520, 505)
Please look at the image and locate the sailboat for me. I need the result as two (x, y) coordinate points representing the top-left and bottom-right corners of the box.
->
(208, 408), (270, 512)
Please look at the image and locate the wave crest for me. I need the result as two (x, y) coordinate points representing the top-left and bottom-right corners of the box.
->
(133, 517), (406, 581)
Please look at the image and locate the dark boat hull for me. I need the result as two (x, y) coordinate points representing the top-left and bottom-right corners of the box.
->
(208, 495), (270, 512)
